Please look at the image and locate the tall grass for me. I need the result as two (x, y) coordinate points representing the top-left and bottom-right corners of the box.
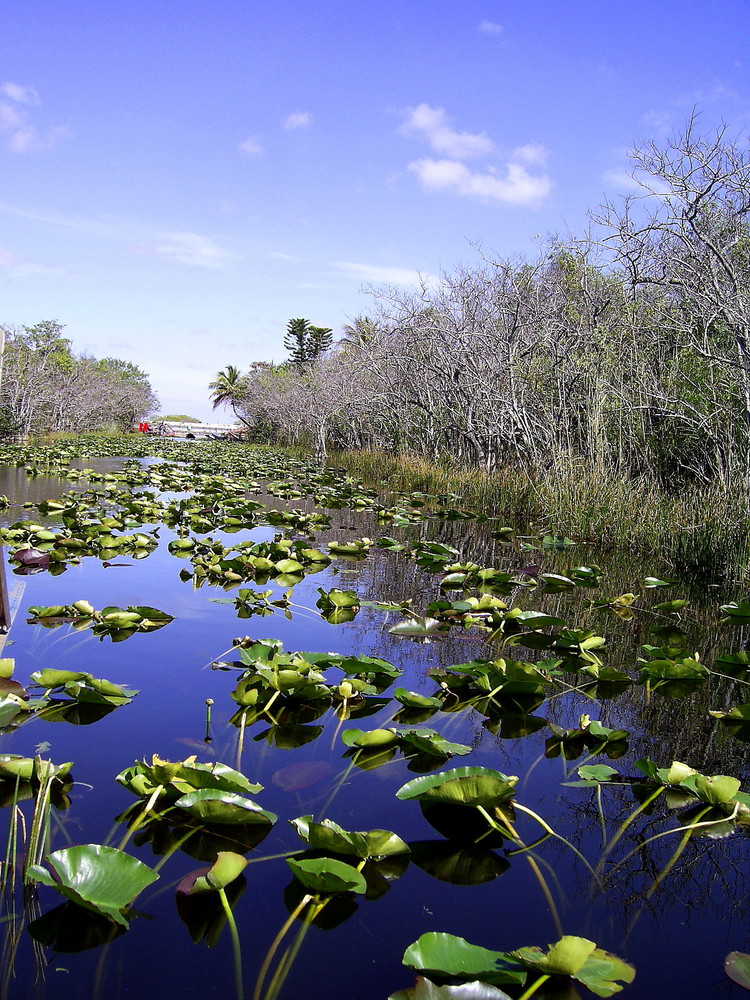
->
(329, 449), (750, 580)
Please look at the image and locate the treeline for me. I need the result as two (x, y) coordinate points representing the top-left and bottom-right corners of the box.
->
(0, 320), (158, 437)
(218, 117), (750, 491)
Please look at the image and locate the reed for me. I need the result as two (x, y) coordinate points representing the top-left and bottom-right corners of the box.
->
(328, 449), (750, 578)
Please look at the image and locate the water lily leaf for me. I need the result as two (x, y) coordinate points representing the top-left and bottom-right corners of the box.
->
(513, 937), (635, 996)
(725, 951), (750, 990)
(541, 535), (575, 549)
(389, 617), (450, 638)
(566, 764), (620, 786)
(389, 978), (513, 1000)
(28, 844), (158, 926)
(720, 601), (750, 625)
(189, 851), (248, 892)
(399, 729), (472, 758)
(653, 599), (690, 612)
(286, 856), (367, 895)
(333, 654), (401, 677)
(175, 789), (277, 825)
(316, 587), (359, 609)
(396, 767), (517, 808)
(644, 577), (676, 588)
(540, 573), (576, 593)
(290, 815), (409, 858)
(402, 933), (525, 987)
(0, 695), (29, 726)
(31, 669), (90, 688)
(690, 773), (741, 805)
(514, 611), (567, 630)
(394, 688), (443, 709)
(342, 727), (399, 749)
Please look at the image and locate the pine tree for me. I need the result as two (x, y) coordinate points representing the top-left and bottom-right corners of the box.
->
(283, 318), (332, 367)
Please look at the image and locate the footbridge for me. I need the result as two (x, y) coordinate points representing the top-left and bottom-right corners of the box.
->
(147, 420), (246, 440)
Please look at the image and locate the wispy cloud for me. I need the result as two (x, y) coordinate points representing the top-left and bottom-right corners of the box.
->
(0, 82), (67, 153)
(0, 202), (236, 269)
(512, 144), (548, 166)
(283, 111), (312, 130)
(332, 261), (438, 288)
(602, 166), (671, 196)
(129, 232), (235, 269)
(478, 20), (503, 35)
(400, 104), (494, 160)
(1, 82), (39, 105)
(7, 124), (68, 154)
(0, 243), (66, 279)
(238, 135), (263, 157)
(642, 110), (672, 135)
(7, 262), (67, 278)
(268, 250), (305, 262)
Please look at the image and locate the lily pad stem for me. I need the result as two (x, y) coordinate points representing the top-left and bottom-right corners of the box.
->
(599, 786), (664, 866)
(513, 802), (601, 887)
(218, 886), (243, 1000)
(253, 895), (312, 1000)
(518, 974), (551, 1000)
(117, 784), (164, 850)
(236, 710), (248, 771)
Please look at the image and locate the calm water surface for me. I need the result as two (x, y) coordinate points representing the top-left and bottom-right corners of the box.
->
(0, 458), (747, 1000)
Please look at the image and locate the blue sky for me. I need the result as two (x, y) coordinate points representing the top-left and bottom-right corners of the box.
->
(2, 0), (750, 420)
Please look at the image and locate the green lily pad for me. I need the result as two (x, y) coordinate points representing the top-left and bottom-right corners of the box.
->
(396, 767), (518, 808)
(189, 851), (248, 892)
(28, 844), (158, 927)
(512, 936), (635, 997)
(286, 856), (367, 895)
(389, 980), (513, 1000)
(402, 933), (525, 987)
(175, 789), (277, 825)
(725, 951), (750, 989)
(290, 815), (409, 859)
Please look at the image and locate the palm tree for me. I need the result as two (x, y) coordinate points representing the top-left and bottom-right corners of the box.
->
(339, 315), (380, 350)
(208, 366), (251, 427)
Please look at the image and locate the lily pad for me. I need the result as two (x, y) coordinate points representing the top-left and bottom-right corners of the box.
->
(28, 844), (158, 927)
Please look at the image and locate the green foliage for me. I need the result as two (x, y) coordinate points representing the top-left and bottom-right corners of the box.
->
(283, 317), (332, 367)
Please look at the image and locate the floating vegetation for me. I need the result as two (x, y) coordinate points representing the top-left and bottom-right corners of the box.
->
(0, 436), (746, 998)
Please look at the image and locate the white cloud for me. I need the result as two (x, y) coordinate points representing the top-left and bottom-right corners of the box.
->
(408, 157), (551, 206)
(0, 85), (67, 154)
(283, 111), (312, 130)
(0, 103), (23, 130)
(238, 135), (263, 157)
(478, 20), (503, 35)
(0, 246), (16, 268)
(7, 124), (68, 154)
(512, 143), (548, 166)
(332, 261), (438, 288)
(2, 82), (40, 105)
(400, 104), (494, 160)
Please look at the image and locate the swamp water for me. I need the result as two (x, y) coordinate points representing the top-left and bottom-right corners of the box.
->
(0, 440), (747, 1000)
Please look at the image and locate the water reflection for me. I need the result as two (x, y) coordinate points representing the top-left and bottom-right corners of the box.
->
(0, 461), (747, 999)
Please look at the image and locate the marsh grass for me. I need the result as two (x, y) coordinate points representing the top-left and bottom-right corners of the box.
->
(328, 450), (750, 579)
